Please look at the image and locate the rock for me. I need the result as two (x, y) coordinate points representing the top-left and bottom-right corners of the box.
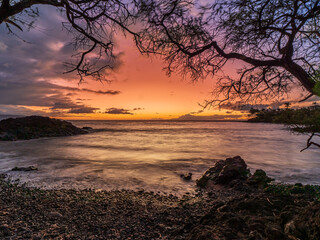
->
(0, 224), (11, 237)
(284, 221), (299, 240)
(0, 116), (87, 141)
(12, 166), (38, 171)
(265, 225), (285, 240)
(196, 160), (225, 188)
(216, 156), (248, 184)
(248, 230), (263, 240)
(180, 173), (192, 181)
(284, 203), (320, 240)
(49, 211), (63, 218)
(82, 127), (94, 132)
(197, 156), (250, 187)
(247, 169), (273, 188)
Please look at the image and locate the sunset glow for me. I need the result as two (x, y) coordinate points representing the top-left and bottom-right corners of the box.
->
(0, 7), (249, 120)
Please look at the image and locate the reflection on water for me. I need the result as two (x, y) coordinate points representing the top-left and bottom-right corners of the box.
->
(0, 121), (319, 194)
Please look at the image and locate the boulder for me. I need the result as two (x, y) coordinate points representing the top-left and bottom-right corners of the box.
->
(197, 156), (250, 188)
(216, 156), (248, 184)
(0, 116), (87, 141)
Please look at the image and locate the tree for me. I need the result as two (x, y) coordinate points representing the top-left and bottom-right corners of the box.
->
(136, 0), (320, 104)
(0, 0), (138, 81)
(284, 102), (291, 109)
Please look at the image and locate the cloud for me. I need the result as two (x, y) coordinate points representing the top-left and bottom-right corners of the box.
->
(105, 108), (133, 115)
(0, 7), (121, 116)
(78, 88), (121, 95)
(68, 107), (99, 114)
(50, 99), (99, 114)
(0, 41), (7, 52)
(189, 110), (204, 114)
(0, 105), (47, 116)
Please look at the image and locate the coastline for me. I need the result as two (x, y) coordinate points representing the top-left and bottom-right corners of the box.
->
(1, 174), (319, 239)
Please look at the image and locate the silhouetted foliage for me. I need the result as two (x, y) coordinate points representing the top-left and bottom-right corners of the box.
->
(136, 0), (320, 104)
(0, 0), (138, 82)
(249, 105), (320, 150)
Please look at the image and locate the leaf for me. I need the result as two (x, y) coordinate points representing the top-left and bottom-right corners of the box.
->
(313, 82), (320, 97)
(4, 19), (23, 31)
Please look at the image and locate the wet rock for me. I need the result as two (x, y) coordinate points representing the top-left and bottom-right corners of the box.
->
(247, 169), (273, 188)
(197, 156), (250, 187)
(82, 126), (93, 130)
(216, 156), (249, 184)
(180, 173), (192, 181)
(12, 166), (38, 171)
(0, 116), (87, 141)
(196, 160), (225, 188)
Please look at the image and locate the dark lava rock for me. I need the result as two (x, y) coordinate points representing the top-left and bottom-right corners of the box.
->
(284, 202), (320, 239)
(12, 166), (38, 172)
(0, 116), (87, 141)
(0, 225), (11, 238)
(197, 156), (250, 187)
(247, 169), (274, 188)
(180, 173), (192, 181)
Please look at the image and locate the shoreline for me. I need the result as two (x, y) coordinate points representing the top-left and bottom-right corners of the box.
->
(1, 174), (319, 239)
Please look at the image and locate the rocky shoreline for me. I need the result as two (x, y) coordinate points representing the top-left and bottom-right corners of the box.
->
(0, 157), (320, 239)
(0, 116), (88, 141)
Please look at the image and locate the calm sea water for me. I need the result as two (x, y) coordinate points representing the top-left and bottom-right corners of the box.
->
(0, 121), (319, 194)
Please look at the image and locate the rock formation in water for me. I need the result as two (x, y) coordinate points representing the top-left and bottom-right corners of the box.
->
(0, 116), (87, 141)
(196, 156), (273, 188)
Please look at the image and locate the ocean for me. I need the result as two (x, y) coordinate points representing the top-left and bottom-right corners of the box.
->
(0, 121), (319, 194)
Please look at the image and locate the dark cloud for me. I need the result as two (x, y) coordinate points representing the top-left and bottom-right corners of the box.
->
(105, 108), (133, 115)
(189, 110), (204, 114)
(80, 88), (121, 95)
(133, 108), (144, 111)
(76, 98), (91, 101)
(51, 100), (80, 110)
(68, 107), (99, 114)
(0, 7), (121, 116)
(50, 99), (99, 114)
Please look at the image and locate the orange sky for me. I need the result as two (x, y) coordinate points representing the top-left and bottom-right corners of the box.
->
(40, 36), (245, 120)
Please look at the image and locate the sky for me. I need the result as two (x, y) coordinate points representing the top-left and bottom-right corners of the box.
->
(0, 6), (317, 120)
